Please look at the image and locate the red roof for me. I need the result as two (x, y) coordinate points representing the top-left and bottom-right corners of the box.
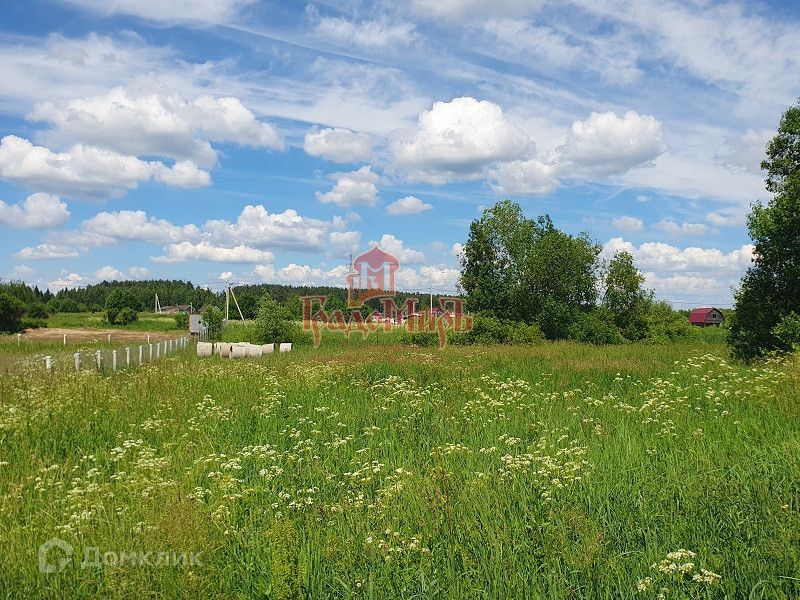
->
(689, 307), (716, 324)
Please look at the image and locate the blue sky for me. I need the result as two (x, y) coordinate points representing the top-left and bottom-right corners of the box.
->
(0, 0), (798, 306)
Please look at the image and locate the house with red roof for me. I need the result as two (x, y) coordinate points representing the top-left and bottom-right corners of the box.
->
(688, 307), (725, 327)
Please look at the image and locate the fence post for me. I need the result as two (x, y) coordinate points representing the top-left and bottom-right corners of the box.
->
(112, 350), (117, 372)
(45, 356), (52, 373)
(17, 333), (21, 345)
(96, 350), (102, 371)
(149, 344), (153, 361)
(126, 347), (130, 367)
(74, 352), (80, 372)
(147, 334), (151, 344)
(156, 343), (160, 359)
(63, 333), (67, 346)
(107, 333), (111, 343)
(139, 345), (143, 365)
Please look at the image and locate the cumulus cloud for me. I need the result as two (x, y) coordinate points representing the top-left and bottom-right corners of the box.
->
(652, 220), (709, 236)
(368, 234), (426, 264)
(386, 196), (432, 215)
(315, 17), (417, 48)
(14, 244), (79, 259)
(560, 111), (665, 177)
(327, 231), (361, 258)
(392, 97), (531, 183)
(152, 241), (276, 264)
(316, 166), (379, 208)
(490, 110), (664, 195)
(303, 128), (373, 163)
(48, 272), (85, 291)
(94, 265), (149, 281)
(83, 210), (201, 243)
(31, 87), (282, 169)
(0, 193), (69, 229)
(612, 216), (644, 232)
(0, 135), (210, 199)
(254, 263), (349, 286)
(602, 237), (754, 272)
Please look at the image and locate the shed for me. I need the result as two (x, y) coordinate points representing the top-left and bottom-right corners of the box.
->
(689, 307), (724, 327)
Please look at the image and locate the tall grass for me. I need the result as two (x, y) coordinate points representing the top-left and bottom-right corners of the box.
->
(0, 342), (797, 598)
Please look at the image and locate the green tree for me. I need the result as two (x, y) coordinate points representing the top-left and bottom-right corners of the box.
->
(0, 292), (25, 333)
(730, 101), (800, 359)
(256, 294), (289, 343)
(203, 305), (224, 341)
(460, 200), (601, 338)
(602, 250), (653, 341)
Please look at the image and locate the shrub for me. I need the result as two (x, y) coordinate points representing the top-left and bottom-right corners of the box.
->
(116, 307), (138, 325)
(21, 317), (47, 329)
(773, 312), (800, 352)
(174, 313), (189, 329)
(568, 309), (623, 345)
(256, 294), (289, 344)
(60, 299), (80, 313)
(26, 303), (49, 319)
(449, 314), (543, 345)
(0, 292), (25, 333)
(645, 301), (693, 343)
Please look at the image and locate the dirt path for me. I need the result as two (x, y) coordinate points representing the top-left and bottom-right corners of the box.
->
(21, 327), (179, 343)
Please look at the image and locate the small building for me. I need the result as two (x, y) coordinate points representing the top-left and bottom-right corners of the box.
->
(689, 307), (724, 327)
(189, 314), (205, 335)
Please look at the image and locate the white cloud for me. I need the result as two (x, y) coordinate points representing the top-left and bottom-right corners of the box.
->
(386, 196), (432, 215)
(316, 166), (379, 208)
(303, 128), (373, 163)
(392, 97), (531, 183)
(0, 135), (210, 199)
(718, 128), (772, 174)
(491, 159), (560, 195)
(48, 272), (85, 291)
(368, 234), (426, 264)
(452, 243), (465, 260)
(203, 205), (337, 251)
(612, 216), (644, 232)
(83, 210), (201, 243)
(14, 244), (80, 260)
(602, 237), (754, 272)
(0, 193), (69, 229)
(152, 241), (276, 264)
(57, 0), (254, 23)
(706, 211), (746, 227)
(653, 220), (709, 236)
(327, 231), (361, 258)
(94, 265), (149, 281)
(560, 111), (665, 177)
(11, 265), (35, 278)
(490, 110), (664, 195)
(31, 87), (282, 169)
(315, 17), (417, 48)
(254, 263), (349, 287)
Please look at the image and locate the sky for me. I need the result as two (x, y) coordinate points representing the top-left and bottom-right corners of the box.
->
(0, 0), (798, 306)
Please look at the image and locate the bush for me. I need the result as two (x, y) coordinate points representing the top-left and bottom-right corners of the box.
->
(20, 317), (47, 329)
(26, 303), (49, 319)
(256, 294), (293, 344)
(568, 309), (623, 345)
(773, 312), (800, 352)
(644, 301), (693, 343)
(0, 292), (25, 333)
(174, 313), (189, 329)
(60, 299), (80, 313)
(449, 314), (543, 345)
(116, 307), (138, 325)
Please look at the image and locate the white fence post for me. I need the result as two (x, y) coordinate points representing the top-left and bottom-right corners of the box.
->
(139, 345), (143, 365)
(112, 350), (117, 372)
(74, 352), (80, 372)
(147, 334), (151, 344)
(107, 333), (111, 343)
(95, 350), (102, 370)
(63, 333), (67, 346)
(126, 347), (130, 367)
(156, 343), (160, 359)
(149, 344), (153, 361)
(17, 333), (21, 345)
(45, 356), (52, 373)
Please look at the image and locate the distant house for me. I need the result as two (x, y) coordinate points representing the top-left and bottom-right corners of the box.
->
(689, 307), (724, 327)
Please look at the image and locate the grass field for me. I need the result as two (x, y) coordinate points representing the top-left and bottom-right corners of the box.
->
(0, 339), (798, 598)
(46, 312), (184, 332)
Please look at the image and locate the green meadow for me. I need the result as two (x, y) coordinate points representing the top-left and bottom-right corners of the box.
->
(0, 338), (798, 598)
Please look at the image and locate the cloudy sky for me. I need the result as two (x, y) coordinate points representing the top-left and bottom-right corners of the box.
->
(1, 0), (797, 305)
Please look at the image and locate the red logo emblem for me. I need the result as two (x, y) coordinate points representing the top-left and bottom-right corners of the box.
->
(346, 245), (400, 308)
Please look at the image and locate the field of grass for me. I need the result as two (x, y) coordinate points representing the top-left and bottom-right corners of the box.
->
(47, 312), (183, 332)
(0, 340), (798, 598)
